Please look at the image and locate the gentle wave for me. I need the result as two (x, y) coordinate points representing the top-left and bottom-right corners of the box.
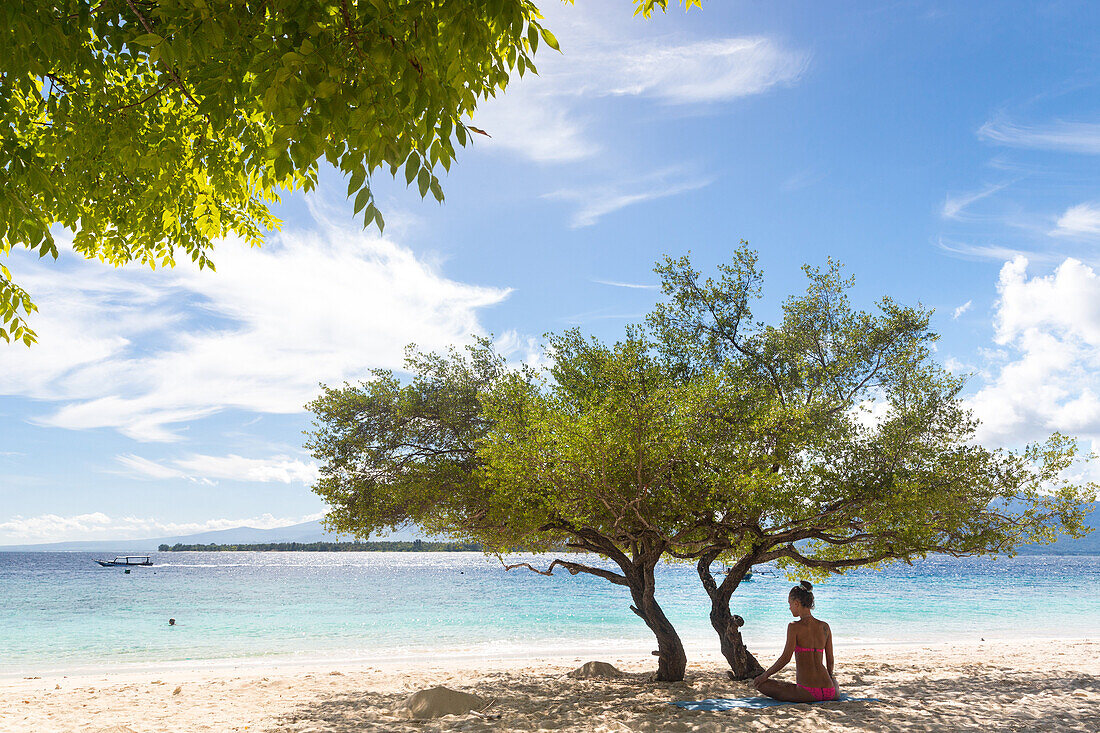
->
(1, 551), (1097, 674)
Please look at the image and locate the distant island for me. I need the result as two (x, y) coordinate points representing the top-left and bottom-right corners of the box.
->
(159, 540), (483, 552)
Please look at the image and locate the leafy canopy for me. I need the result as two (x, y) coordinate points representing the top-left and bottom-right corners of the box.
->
(306, 246), (1095, 681)
(0, 0), (699, 345)
(308, 246), (1095, 576)
(306, 331), (720, 681)
(648, 247), (1095, 582)
(307, 330), (724, 558)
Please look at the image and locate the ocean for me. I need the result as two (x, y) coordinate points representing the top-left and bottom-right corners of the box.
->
(1, 552), (1097, 676)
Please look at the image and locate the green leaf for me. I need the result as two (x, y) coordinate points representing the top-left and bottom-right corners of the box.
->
(353, 185), (371, 214)
(404, 157), (418, 185)
(347, 167), (366, 196)
(0, 0), (603, 346)
(540, 28), (560, 51)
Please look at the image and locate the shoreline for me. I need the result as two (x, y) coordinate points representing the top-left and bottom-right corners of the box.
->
(3, 632), (1094, 681)
(3, 639), (1098, 731)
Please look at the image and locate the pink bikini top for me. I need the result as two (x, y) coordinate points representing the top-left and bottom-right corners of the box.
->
(794, 646), (823, 653)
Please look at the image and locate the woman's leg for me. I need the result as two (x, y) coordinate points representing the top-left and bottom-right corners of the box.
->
(753, 678), (817, 703)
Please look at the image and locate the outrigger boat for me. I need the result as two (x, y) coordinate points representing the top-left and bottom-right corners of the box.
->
(94, 556), (153, 568)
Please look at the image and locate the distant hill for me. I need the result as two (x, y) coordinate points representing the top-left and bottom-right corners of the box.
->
(1, 505), (1095, 554)
(1011, 503), (1098, 555)
(0, 520), (426, 552)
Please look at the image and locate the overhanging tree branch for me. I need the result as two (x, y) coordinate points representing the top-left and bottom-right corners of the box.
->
(498, 556), (629, 586)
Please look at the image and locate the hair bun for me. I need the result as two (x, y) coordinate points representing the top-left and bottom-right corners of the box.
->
(799, 580), (813, 591)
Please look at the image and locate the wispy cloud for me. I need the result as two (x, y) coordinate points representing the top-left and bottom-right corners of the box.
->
(0, 511), (325, 544)
(116, 453), (318, 485)
(1052, 202), (1100, 238)
(953, 300), (973, 319)
(592, 279), (660, 290)
(470, 95), (599, 163)
(545, 168), (712, 228)
(471, 5), (807, 164)
(601, 37), (809, 105)
(0, 211), (511, 441)
(559, 307), (646, 326)
(115, 454), (210, 484)
(978, 118), (1100, 155)
(941, 181), (1012, 220)
(935, 238), (1042, 263)
(782, 168), (826, 191)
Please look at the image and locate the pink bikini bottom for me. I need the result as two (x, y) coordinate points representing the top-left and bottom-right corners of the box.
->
(798, 684), (837, 701)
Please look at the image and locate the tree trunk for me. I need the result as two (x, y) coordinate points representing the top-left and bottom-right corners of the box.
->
(697, 557), (765, 680)
(628, 565), (688, 682)
(711, 603), (764, 680)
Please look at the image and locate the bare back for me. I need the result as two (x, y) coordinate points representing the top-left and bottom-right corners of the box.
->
(789, 617), (834, 688)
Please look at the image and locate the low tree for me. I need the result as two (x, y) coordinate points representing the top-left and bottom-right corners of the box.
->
(307, 333), (721, 681)
(647, 247), (1096, 679)
(0, 0), (698, 344)
(306, 246), (1095, 684)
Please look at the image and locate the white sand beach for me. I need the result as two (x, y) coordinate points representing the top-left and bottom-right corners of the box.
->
(2, 638), (1098, 732)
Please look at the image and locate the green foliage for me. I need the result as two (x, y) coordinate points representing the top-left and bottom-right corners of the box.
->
(306, 338), (508, 542)
(648, 244), (1096, 582)
(476, 327), (726, 552)
(627, 0), (704, 18)
(306, 243), (1094, 678)
(2, 1), (699, 344)
(307, 330), (726, 558)
(158, 540), (482, 552)
(308, 244), (1096, 581)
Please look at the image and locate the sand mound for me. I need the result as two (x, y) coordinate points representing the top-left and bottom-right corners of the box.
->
(401, 685), (487, 719)
(568, 661), (625, 679)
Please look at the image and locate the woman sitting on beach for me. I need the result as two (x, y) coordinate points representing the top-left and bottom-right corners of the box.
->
(753, 581), (838, 702)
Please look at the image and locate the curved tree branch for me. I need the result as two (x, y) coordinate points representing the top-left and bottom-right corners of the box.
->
(499, 556), (629, 586)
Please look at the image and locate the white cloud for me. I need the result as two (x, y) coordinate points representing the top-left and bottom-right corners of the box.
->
(592, 279), (660, 290)
(117, 453), (318, 485)
(545, 169), (712, 227)
(603, 37), (809, 104)
(935, 238), (1045, 263)
(1052, 202), (1100, 238)
(943, 357), (975, 375)
(470, 87), (599, 163)
(953, 300), (972, 319)
(993, 258), (1100, 344)
(471, 5), (807, 163)
(495, 329), (552, 373)
(115, 454), (199, 482)
(783, 168), (826, 191)
(978, 118), (1100, 155)
(0, 214), (511, 441)
(967, 257), (1100, 445)
(941, 182), (1012, 220)
(0, 511), (324, 544)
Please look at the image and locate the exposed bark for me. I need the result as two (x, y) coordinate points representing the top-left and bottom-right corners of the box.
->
(627, 563), (687, 682)
(502, 544), (687, 682)
(697, 554), (764, 680)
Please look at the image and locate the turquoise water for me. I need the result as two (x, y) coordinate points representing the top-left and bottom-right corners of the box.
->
(1, 552), (1097, 675)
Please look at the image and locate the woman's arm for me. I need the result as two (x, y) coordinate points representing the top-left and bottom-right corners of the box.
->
(824, 622), (835, 679)
(755, 623), (795, 683)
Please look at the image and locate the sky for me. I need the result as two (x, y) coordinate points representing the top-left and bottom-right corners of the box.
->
(2, 0), (1099, 543)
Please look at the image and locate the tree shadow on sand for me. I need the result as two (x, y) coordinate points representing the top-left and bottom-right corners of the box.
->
(265, 666), (1100, 733)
